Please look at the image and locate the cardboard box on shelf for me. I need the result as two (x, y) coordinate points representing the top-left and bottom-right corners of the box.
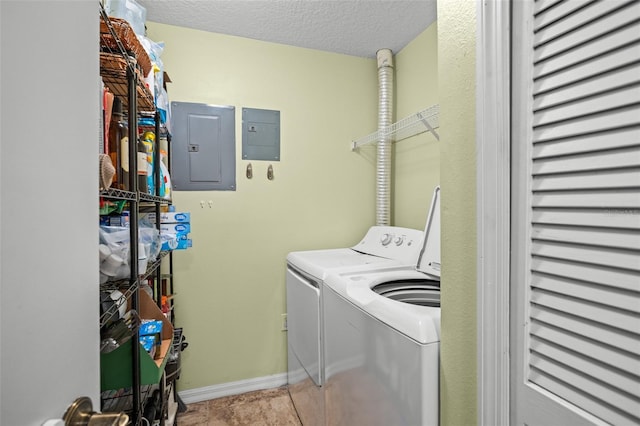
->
(140, 212), (190, 224)
(100, 211), (130, 227)
(175, 238), (192, 250)
(160, 222), (190, 236)
(161, 237), (192, 252)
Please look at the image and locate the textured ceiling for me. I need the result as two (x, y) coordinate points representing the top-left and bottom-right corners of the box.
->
(137, 0), (437, 58)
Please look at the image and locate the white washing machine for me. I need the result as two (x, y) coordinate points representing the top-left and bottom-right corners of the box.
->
(323, 187), (441, 426)
(286, 226), (425, 426)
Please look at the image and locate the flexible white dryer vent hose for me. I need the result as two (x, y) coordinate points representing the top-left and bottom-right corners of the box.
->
(376, 48), (394, 226)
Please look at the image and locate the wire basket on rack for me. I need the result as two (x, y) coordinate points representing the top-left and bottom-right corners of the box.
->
(100, 52), (155, 111)
(100, 15), (152, 77)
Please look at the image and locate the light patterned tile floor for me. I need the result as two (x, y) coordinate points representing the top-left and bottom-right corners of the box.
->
(177, 386), (302, 426)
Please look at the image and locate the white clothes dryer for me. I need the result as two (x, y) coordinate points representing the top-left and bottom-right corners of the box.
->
(286, 226), (425, 426)
(323, 187), (441, 426)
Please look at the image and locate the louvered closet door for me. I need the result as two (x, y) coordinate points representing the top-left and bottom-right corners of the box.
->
(511, 1), (640, 425)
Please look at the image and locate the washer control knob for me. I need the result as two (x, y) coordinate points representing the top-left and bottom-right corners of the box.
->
(380, 233), (393, 246)
(394, 235), (405, 246)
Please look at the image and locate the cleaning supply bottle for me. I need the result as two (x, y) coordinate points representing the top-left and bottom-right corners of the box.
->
(159, 150), (172, 200)
(141, 131), (155, 195)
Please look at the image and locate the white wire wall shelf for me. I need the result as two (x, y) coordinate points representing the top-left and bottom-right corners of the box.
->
(351, 104), (440, 151)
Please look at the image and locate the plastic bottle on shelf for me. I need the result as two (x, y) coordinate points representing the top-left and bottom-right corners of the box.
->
(159, 135), (169, 168)
(159, 152), (171, 200)
(141, 131), (155, 195)
(109, 97), (129, 190)
(161, 295), (169, 315)
(136, 136), (149, 194)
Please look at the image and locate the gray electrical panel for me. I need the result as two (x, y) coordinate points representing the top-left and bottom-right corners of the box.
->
(242, 108), (280, 161)
(170, 101), (236, 191)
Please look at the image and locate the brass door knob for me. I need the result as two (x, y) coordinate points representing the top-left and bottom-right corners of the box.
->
(63, 397), (129, 426)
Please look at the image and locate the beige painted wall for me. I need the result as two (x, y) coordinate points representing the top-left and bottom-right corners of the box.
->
(145, 20), (441, 395)
(438, 1), (478, 425)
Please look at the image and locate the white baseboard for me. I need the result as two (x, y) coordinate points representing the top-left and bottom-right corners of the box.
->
(178, 373), (288, 404)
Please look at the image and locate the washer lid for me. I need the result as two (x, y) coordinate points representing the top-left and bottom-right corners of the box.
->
(287, 248), (405, 280)
(417, 186), (441, 278)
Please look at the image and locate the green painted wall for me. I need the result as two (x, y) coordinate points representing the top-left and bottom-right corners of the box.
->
(438, 1), (478, 425)
(394, 23), (440, 230)
(145, 20), (443, 398)
(146, 22), (379, 391)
